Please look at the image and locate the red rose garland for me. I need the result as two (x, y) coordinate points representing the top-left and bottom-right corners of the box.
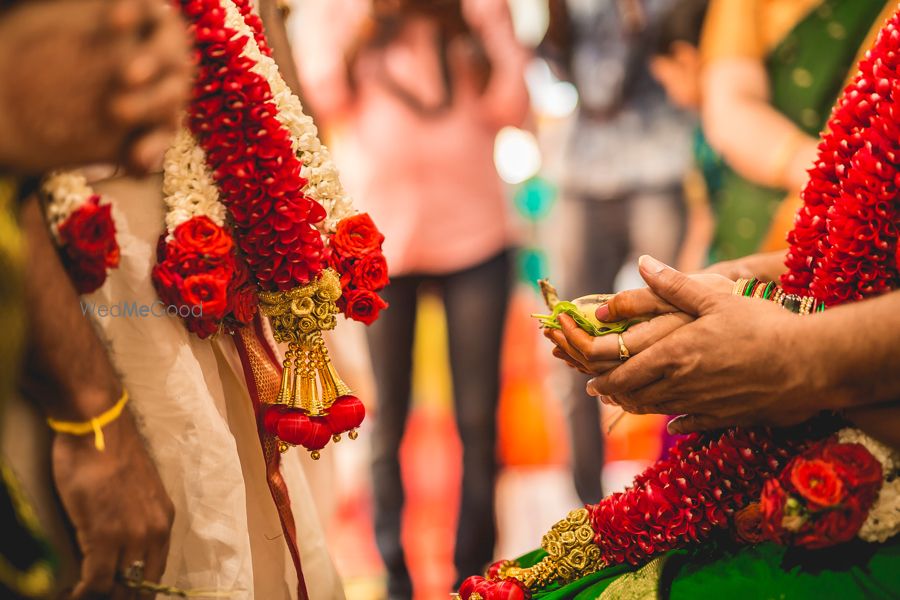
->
(154, 0), (389, 458)
(42, 173), (121, 294)
(588, 428), (807, 566)
(783, 12), (900, 303)
(459, 427), (816, 599)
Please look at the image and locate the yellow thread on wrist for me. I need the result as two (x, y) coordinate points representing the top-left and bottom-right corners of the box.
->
(46, 390), (129, 451)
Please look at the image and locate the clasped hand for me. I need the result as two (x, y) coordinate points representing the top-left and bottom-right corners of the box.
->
(546, 256), (831, 434)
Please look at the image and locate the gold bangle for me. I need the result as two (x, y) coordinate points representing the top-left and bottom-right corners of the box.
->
(46, 390), (129, 451)
(752, 282), (767, 299)
(733, 278), (749, 296)
(800, 296), (813, 315)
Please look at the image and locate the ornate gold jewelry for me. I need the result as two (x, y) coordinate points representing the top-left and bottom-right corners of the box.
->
(617, 333), (631, 362)
(259, 269), (355, 456)
(501, 509), (604, 590)
(732, 278), (749, 296)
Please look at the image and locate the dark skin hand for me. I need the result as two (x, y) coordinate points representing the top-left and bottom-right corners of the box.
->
(19, 195), (174, 599)
(0, 0), (191, 174)
(546, 255), (900, 450)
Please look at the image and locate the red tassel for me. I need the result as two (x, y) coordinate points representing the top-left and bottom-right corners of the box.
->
(276, 411), (313, 446)
(494, 579), (529, 600)
(459, 576), (484, 600)
(262, 404), (287, 435)
(324, 395), (365, 436)
(303, 417), (331, 452)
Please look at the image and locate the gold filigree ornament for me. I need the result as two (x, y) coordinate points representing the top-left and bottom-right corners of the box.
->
(258, 269), (365, 459)
(495, 509), (604, 592)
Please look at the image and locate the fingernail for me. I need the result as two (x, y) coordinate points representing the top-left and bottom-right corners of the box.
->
(666, 416), (684, 435)
(639, 255), (668, 274)
(586, 379), (599, 397)
(595, 303), (610, 322)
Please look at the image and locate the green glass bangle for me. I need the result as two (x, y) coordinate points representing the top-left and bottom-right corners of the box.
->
(743, 278), (758, 297)
(762, 281), (775, 300)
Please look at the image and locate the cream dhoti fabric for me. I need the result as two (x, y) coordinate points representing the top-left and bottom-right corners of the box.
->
(12, 173), (344, 600)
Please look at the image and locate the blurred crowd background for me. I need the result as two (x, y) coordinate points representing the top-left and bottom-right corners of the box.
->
(279, 0), (891, 598)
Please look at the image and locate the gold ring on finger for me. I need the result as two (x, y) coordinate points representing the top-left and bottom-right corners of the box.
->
(123, 560), (145, 588)
(617, 333), (631, 362)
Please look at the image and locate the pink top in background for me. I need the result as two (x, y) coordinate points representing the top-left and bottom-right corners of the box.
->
(298, 0), (530, 276)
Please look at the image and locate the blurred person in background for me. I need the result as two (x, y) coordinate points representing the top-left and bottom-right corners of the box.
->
(297, 0), (530, 596)
(538, 0), (693, 506)
(0, 0), (191, 597)
(700, 0), (890, 262)
(648, 0), (717, 274)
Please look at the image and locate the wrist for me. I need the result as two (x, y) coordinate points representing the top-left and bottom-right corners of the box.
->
(46, 389), (129, 452)
(791, 310), (858, 412)
(44, 384), (122, 423)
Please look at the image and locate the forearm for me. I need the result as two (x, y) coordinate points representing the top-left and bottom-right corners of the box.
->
(19, 194), (121, 420)
(844, 402), (900, 451)
(702, 60), (818, 192)
(806, 290), (900, 413)
(474, 2), (530, 128)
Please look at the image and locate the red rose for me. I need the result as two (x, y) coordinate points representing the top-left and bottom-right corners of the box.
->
(151, 262), (183, 305)
(57, 196), (120, 292)
(173, 216), (234, 257)
(733, 502), (766, 544)
(186, 316), (220, 339)
(351, 251), (389, 291)
(343, 288), (388, 325)
(823, 443), (883, 488)
(789, 458), (846, 508)
(180, 273), (230, 319)
(231, 284), (259, 324)
(332, 213), (385, 258)
(58, 196), (119, 264)
(65, 260), (108, 295)
(759, 479), (788, 542)
(797, 498), (867, 550)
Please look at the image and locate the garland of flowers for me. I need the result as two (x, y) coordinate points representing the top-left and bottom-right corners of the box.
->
(459, 426), (900, 600)
(458, 427), (816, 599)
(783, 11), (900, 303)
(156, 0), (387, 457)
(154, 0), (384, 336)
(41, 172), (120, 294)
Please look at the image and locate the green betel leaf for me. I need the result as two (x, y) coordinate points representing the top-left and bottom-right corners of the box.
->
(533, 280), (641, 337)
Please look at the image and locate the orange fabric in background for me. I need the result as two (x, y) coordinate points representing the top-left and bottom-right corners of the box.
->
(498, 290), (566, 467)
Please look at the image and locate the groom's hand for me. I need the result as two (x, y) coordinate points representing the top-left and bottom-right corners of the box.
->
(586, 256), (827, 434)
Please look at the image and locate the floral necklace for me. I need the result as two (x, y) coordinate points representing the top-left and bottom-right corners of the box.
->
(43, 0), (390, 458)
(458, 9), (900, 599)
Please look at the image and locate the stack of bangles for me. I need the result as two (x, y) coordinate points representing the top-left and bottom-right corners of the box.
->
(732, 278), (826, 315)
